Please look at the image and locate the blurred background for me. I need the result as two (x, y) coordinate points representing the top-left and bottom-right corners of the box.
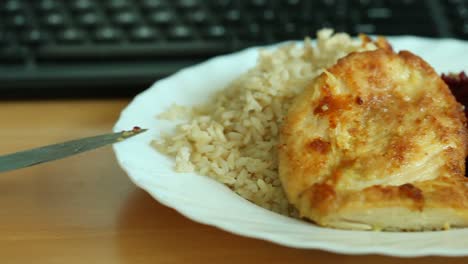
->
(0, 0), (466, 98)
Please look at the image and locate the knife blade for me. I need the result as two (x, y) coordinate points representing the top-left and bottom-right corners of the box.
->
(0, 127), (147, 173)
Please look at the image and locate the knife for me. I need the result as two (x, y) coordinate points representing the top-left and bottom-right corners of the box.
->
(0, 127), (147, 173)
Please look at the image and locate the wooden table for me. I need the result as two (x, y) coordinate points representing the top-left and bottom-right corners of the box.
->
(0, 99), (467, 264)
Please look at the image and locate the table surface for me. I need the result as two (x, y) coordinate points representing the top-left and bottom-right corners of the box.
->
(1, 99), (467, 264)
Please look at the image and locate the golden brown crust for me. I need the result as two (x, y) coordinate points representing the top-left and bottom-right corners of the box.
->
(279, 47), (468, 231)
(307, 138), (331, 155)
(359, 34), (393, 51)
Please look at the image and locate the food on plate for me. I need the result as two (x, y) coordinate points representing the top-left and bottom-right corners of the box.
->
(153, 28), (468, 231)
(443, 71), (468, 116)
(153, 29), (384, 215)
(279, 47), (468, 231)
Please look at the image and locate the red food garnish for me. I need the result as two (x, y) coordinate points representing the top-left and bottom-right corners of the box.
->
(442, 72), (468, 168)
(442, 71), (468, 116)
(132, 126), (141, 131)
(442, 71), (468, 87)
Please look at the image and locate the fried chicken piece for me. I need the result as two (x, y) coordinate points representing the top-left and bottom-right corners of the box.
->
(279, 48), (468, 231)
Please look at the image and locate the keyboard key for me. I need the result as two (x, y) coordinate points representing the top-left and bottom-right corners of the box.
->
(249, 0), (268, 8)
(168, 25), (193, 39)
(352, 0), (371, 6)
(21, 29), (48, 44)
(456, 6), (468, 20)
(387, 0), (420, 6)
(275, 22), (301, 40)
(186, 9), (209, 24)
(177, 0), (199, 9)
(211, 0), (235, 9)
(56, 28), (86, 43)
(367, 7), (392, 19)
(444, 1), (468, 25)
(354, 23), (376, 34)
(260, 9), (276, 22)
(224, 9), (241, 23)
(204, 24), (227, 39)
(37, 0), (59, 12)
(6, 14), (29, 28)
(463, 22), (468, 33)
(148, 9), (175, 24)
(237, 23), (261, 41)
(3, 0), (24, 13)
(319, 0), (336, 5)
(141, 0), (167, 9)
(94, 27), (122, 42)
(353, 3), (431, 26)
(108, 0), (132, 10)
(114, 11), (139, 26)
(454, 22), (468, 39)
(281, 0), (303, 8)
(44, 12), (66, 27)
(131, 25), (158, 41)
(71, 0), (94, 11)
(354, 0), (385, 8)
(78, 12), (103, 27)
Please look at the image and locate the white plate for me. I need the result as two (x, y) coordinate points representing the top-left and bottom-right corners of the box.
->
(113, 36), (468, 257)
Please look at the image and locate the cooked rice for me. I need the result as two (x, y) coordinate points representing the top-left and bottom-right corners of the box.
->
(152, 29), (379, 216)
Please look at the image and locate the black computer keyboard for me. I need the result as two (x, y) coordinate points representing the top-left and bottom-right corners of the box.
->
(1, 0), (467, 98)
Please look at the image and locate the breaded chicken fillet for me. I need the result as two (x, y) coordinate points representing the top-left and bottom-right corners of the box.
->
(279, 48), (468, 231)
